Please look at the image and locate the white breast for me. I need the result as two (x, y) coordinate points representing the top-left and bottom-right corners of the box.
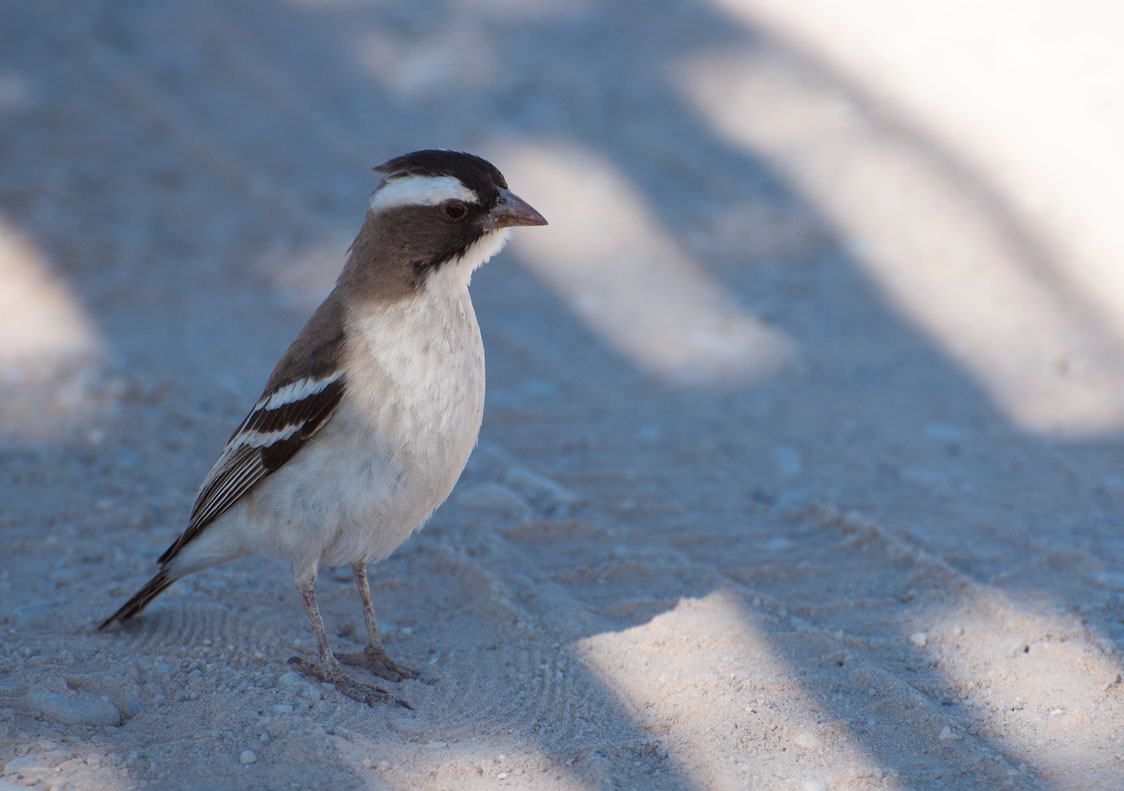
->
(227, 269), (486, 579)
(324, 269), (486, 564)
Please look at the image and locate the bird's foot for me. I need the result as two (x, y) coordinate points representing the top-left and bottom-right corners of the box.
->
(337, 643), (426, 683)
(287, 656), (412, 709)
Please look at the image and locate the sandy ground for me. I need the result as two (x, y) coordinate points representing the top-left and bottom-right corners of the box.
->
(4, 1), (1124, 789)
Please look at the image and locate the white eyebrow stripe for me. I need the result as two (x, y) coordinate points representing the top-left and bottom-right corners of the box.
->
(369, 175), (479, 212)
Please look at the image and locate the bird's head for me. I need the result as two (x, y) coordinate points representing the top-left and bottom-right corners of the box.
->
(349, 150), (546, 295)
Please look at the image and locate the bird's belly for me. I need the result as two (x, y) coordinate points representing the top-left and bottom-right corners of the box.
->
(253, 299), (485, 573)
(319, 394), (483, 567)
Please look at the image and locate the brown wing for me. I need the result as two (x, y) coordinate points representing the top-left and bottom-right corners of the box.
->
(158, 293), (347, 565)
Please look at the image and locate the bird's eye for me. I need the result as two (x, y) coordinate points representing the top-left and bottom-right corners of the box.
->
(443, 200), (467, 220)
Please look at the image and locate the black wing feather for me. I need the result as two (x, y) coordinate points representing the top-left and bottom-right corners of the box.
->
(157, 375), (345, 565)
(261, 379), (345, 472)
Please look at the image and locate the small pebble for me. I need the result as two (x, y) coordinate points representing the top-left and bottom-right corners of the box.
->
(277, 672), (306, 690)
(455, 484), (532, 524)
(240, 750), (257, 765)
(794, 731), (820, 750)
(938, 726), (955, 740)
(4, 756), (48, 780)
(910, 632), (927, 648)
(502, 467), (575, 514)
(29, 691), (121, 727)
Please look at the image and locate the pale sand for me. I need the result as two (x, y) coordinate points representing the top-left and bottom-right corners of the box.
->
(3, 2), (1124, 789)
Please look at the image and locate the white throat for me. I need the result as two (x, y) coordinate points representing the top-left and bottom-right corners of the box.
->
(426, 229), (511, 293)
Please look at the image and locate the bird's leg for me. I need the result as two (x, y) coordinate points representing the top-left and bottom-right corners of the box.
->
(287, 578), (411, 709)
(337, 562), (423, 682)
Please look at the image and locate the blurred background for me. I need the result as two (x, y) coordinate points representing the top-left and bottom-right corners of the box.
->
(4, 1), (1124, 789)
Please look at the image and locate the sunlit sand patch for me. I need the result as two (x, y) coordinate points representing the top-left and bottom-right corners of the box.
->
(677, 49), (1124, 435)
(914, 590), (1124, 789)
(574, 589), (902, 791)
(707, 0), (1124, 349)
(496, 142), (797, 386)
(0, 218), (100, 372)
(332, 737), (591, 791)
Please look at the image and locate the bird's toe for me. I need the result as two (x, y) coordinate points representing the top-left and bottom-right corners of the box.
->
(337, 645), (427, 684)
(287, 655), (412, 709)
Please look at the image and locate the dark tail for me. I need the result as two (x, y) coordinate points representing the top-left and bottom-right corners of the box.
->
(97, 568), (176, 631)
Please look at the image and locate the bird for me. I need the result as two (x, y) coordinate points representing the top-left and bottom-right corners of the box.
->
(99, 150), (547, 708)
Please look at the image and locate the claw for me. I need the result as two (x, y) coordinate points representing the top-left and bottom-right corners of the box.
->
(337, 644), (426, 683)
(288, 656), (413, 710)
